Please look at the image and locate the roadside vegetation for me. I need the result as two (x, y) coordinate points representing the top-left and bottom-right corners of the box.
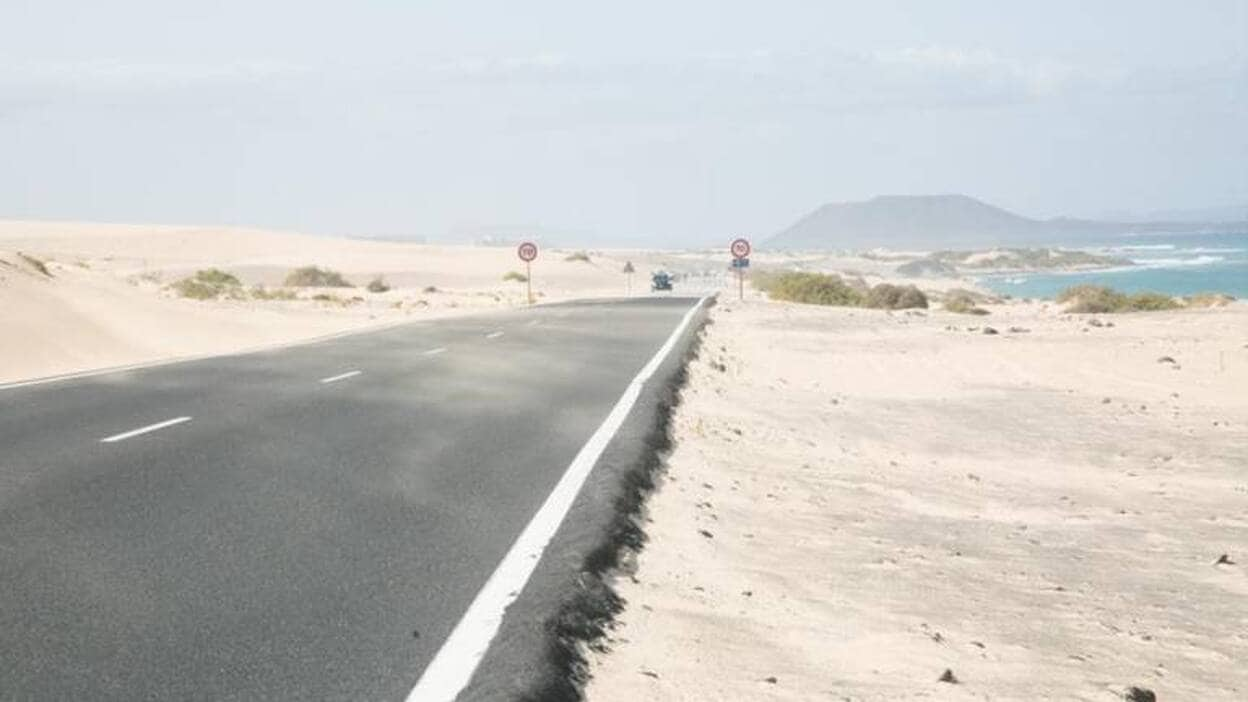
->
(754, 271), (927, 309)
(171, 268), (244, 300)
(943, 289), (992, 315)
(250, 286), (298, 301)
(502, 270), (529, 283)
(284, 266), (353, 287)
(564, 251), (592, 263)
(1057, 285), (1182, 313)
(1184, 292), (1236, 308)
(366, 276), (391, 293)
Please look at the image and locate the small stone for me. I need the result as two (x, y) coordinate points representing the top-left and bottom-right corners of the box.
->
(1214, 553), (1235, 565)
(982, 327), (999, 335)
(938, 668), (959, 684)
(763, 676), (778, 684)
(1124, 686), (1156, 702)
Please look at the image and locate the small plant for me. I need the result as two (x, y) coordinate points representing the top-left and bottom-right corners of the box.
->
(503, 270), (529, 283)
(17, 252), (52, 277)
(755, 271), (864, 306)
(1057, 285), (1181, 313)
(422, 285), (438, 293)
(250, 286), (298, 301)
(564, 251), (591, 263)
(284, 265), (353, 287)
(366, 276), (391, 293)
(863, 283), (928, 310)
(171, 268), (243, 300)
(1184, 292), (1235, 307)
(944, 291), (990, 315)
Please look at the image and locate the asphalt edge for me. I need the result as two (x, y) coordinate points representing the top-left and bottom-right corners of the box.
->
(454, 295), (716, 701)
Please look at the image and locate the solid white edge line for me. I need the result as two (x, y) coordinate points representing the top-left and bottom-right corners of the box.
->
(319, 370), (363, 384)
(405, 296), (707, 702)
(100, 416), (192, 443)
(423, 347), (448, 356)
(485, 330), (505, 339)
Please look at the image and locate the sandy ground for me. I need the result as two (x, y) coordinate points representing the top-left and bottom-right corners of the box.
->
(0, 220), (728, 384)
(587, 294), (1248, 701)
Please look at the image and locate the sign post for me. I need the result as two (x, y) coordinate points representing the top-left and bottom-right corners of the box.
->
(517, 241), (538, 304)
(730, 237), (751, 301)
(623, 261), (635, 296)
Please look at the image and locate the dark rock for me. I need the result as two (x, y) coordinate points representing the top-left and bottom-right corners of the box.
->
(1215, 553), (1235, 565)
(938, 668), (959, 684)
(1156, 356), (1177, 364)
(763, 676), (778, 684)
(1124, 686), (1156, 702)
(698, 529), (714, 539)
(982, 327), (999, 335)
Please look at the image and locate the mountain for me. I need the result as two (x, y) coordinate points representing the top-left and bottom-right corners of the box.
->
(768, 195), (1247, 250)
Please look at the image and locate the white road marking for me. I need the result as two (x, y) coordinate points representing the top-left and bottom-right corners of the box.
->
(422, 347), (448, 356)
(100, 416), (192, 443)
(485, 330), (505, 339)
(406, 296), (707, 702)
(319, 370), (362, 384)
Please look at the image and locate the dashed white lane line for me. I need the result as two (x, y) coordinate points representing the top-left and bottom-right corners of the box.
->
(423, 347), (448, 356)
(485, 330), (505, 339)
(405, 296), (708, 702)
(100, 416), (192, 443)
(319, 370), (363, 384)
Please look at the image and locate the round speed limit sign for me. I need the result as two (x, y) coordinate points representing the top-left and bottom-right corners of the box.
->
(517, 241), (538, 262)
(730, 237), (751, 259)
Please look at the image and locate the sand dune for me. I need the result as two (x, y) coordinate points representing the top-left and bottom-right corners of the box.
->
(588, 296), (1248, 701)
(0, 221), (711, 385)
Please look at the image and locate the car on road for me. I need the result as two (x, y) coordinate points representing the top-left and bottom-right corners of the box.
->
(651, 271), (673, 291)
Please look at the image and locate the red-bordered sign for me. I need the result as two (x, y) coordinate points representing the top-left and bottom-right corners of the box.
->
(517, 241), (538, 262)
(730, 237), (751, 259)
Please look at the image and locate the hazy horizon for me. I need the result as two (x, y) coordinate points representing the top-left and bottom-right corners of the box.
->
(3, 1), (1246, 246)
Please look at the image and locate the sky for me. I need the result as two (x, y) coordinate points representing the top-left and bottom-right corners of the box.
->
(2, 0), (1245, 246)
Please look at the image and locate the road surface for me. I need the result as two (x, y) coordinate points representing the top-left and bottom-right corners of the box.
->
(0, 296), (704, 701)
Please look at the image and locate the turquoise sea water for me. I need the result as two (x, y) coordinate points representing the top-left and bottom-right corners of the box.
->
(977, 232), (1248, 300)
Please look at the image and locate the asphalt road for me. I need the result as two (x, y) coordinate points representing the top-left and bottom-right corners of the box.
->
(0, 296), (703, 701)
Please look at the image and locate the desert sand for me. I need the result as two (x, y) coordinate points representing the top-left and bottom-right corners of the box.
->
(0, 220), (729, 385)
(588, 294), (1248, 700)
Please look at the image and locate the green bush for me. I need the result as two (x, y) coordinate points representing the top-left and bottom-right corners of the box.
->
(944, 291), (990, 315)
(863, 283), (928, 310)
(284, 266), (353, 287)
(366, 276), (391, 293)
(171, 268), (243, 300)
(1185, 292), (1235, 307)
(564, 251), (591, 263)
(250, 286), (298, 301)
(758, 272), (864, 306)
(502, 270), (529, 283)
(1057, 285), (1181, 313)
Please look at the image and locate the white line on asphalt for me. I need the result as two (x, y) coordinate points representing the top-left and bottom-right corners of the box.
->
(405, 296), (708, 702)
(422, 347), (448, 356)
(100, 416), (192, 443)
(319, 370), (362, 384)
(485, 330), (505, 339)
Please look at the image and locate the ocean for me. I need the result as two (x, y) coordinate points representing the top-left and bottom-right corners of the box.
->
(977, 232), (1248, 300)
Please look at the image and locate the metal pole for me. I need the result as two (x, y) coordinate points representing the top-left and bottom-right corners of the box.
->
(738, 268), (744, 301)
(526, 260), (532, 304)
